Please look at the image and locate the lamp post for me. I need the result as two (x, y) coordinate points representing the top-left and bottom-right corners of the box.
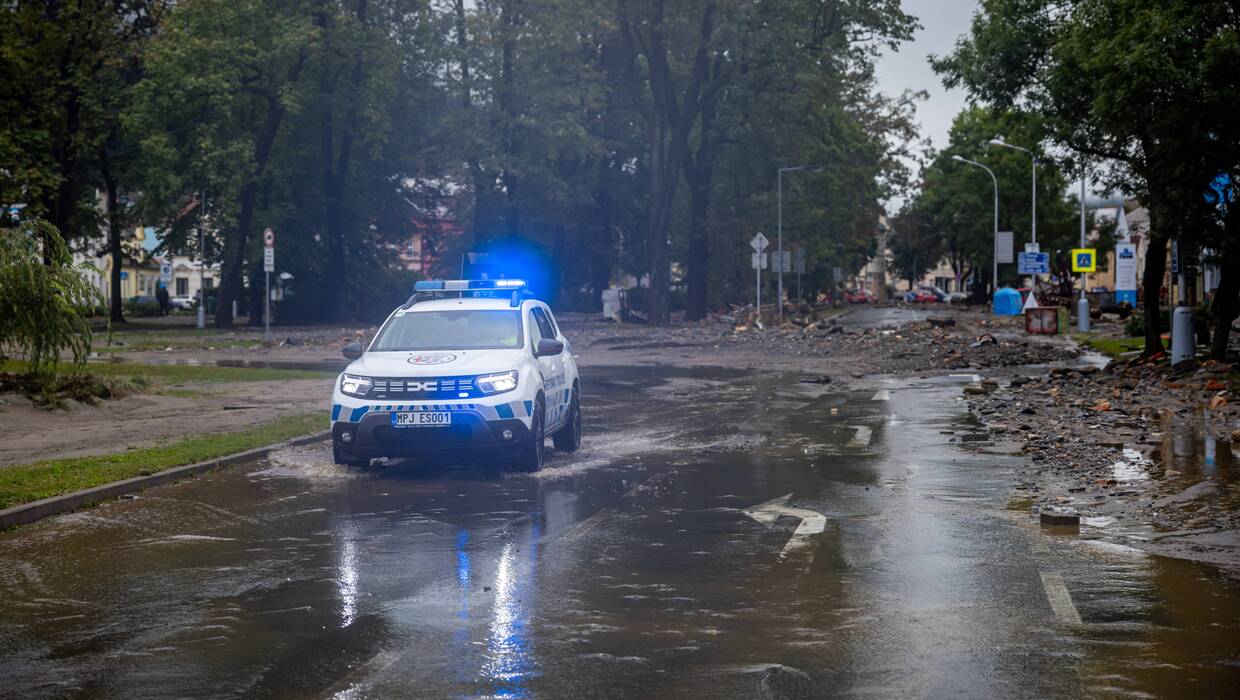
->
(196, 187), (206, 330)
(777, 165), (822, 316)
(951, 155), (999, 295)
(988, 136), (1040, 300)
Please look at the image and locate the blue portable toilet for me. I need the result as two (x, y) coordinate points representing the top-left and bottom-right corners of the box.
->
(993, 286), (1022, 316)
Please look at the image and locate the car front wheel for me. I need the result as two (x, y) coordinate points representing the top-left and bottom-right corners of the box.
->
(552, 388), (581, 452)
(514, 399), (545, 472)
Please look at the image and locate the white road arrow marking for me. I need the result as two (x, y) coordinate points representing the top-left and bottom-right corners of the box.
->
(847, 426), (872, 448)
(743, 494), (828, 559)
(870, 389), (890, 401)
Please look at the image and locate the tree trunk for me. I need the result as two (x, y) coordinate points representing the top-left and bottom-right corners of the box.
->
(1141, 233), (1168, 357)
(100, 153), (125, 323)
(1209, 248), (1238, 361)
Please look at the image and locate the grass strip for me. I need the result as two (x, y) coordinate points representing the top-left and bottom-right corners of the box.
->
(0, 412), (327, 510)
(1071, 333), (1149, 359)
(1, 360), (336, 384)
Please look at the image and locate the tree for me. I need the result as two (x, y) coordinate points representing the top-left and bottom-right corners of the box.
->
(899, 108), (1088, 298)
(0, 221), (103, 376)
(128, 0), (314, 329)
(934, 0), (1240, 358)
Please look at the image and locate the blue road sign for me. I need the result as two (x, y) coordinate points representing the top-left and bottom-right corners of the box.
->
(1017, 252), (1049, 275)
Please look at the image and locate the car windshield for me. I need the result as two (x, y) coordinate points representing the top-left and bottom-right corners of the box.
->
(371, 309), (522, 351)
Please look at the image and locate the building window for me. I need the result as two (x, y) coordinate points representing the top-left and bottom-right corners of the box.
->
(176, 277), (189, 296)
(204, 277), (215, 289)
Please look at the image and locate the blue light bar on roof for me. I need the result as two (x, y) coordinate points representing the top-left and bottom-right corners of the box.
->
(414, 279), (526, 293)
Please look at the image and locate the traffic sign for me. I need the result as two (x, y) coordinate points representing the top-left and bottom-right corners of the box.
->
(159, 260), (173, 282)
(1070, 248), (1096, 273)
(771, 250), (791, 273)
(1018, 252), (1049, 274)
(793, 248), (806, 275)
(263, 227), (275, 248)
(751, 252), (768, 269)
(1024, 242), (1040, 254)
(263, 246), (275, 272)
(750, 232), (769, 252)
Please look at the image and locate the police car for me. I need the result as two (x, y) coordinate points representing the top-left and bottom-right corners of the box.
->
(330, 279), (580, 471)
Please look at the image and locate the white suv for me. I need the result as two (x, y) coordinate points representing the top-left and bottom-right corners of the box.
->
(330, 280), (580, 471)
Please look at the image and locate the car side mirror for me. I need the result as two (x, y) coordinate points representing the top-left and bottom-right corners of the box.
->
(342, 341), (364, 360)
(534, 338), (564, 357)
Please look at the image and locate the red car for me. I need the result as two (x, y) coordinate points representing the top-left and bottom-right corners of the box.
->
(844, 289), (875, 303)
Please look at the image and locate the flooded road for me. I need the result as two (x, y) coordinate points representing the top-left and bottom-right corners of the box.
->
(1, 365), (1239, 697)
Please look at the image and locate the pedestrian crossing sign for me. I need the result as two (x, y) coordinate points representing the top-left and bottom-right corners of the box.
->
(1071, 248), (1096, 273)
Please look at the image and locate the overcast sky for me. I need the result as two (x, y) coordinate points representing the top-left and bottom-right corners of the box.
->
(874, 0), (979, 207)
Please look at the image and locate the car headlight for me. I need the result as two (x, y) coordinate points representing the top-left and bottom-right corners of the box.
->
(340, 374), (372, 397)
(476, 370), (518, 395)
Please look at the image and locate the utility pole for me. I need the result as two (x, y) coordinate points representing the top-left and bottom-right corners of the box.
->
(777, 165), (822, 316)
(1078, 173), (1090, 331)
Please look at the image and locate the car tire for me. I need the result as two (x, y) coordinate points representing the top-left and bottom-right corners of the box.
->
(333, 440), (367, 467)
(514, 399), (545, 472)
(552, 388), (581, 453)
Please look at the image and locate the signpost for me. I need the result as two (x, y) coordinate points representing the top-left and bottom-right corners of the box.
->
(263, 227), (274, 342)
(751, 232), (769, 323)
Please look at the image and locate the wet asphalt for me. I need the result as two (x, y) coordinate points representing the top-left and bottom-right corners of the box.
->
(2, 361), (1240, 697)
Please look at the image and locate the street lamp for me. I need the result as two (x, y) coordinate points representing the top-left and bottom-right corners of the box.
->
(951, 155), (999, 295)
(777, 165), (822, 316)
(988, 136), (1039, 297)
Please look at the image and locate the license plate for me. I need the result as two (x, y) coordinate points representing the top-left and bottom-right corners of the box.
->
(390, 411), (452, 428)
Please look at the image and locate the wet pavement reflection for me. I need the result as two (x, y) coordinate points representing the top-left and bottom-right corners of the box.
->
(1, 365), (1238, 697)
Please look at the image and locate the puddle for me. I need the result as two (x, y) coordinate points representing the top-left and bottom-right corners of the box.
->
(1110, 447), (1151, 482)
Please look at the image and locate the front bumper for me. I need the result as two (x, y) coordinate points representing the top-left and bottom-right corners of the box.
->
(331, 408), (531, 460)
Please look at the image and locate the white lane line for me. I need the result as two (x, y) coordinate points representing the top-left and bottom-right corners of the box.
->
(743, 494), (828, 559)
(1040, 571), (1083, 625)
(870, 390), (890, 401)
(847, 426), (873, 448)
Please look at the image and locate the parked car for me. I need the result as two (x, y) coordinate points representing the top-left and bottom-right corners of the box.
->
(844, 288), (875, 303)
(945, 291), (969, 304)
(170, 295), (196, 310)
(904, 287), (942, 303)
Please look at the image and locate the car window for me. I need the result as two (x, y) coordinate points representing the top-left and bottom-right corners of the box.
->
(531, 307), (556, 341)
(371, 309), (523, 351)
(527, 309), (544, 347)
(542, 308), (559, 337)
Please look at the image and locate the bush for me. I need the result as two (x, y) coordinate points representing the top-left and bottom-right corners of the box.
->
(0, 220), (104, 375)
(1124, 309), (1171, 337)
(124, 298), (162, 317)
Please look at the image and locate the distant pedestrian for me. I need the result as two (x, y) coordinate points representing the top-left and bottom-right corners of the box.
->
(156, 281), (170, 316)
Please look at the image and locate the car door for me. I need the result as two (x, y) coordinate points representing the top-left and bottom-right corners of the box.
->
(529, 306), (567, 429)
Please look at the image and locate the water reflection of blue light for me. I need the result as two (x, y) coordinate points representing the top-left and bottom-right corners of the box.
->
(483, 523), (540, 698)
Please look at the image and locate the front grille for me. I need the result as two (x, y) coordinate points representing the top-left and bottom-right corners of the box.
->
(370, 375), (481, 400)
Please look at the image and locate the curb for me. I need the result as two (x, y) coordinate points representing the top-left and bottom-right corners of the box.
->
(0, 429), (332, 530)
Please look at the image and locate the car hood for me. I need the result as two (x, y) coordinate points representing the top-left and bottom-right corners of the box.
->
(345, 349), (527, 377)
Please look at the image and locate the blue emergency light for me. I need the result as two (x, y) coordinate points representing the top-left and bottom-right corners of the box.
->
(414, 279), (526, 292)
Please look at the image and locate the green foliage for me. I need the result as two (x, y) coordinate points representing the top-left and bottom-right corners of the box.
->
(0, 221), (104, 375)
(0, 412), (326, 511)
(123, 298), (162, 317)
